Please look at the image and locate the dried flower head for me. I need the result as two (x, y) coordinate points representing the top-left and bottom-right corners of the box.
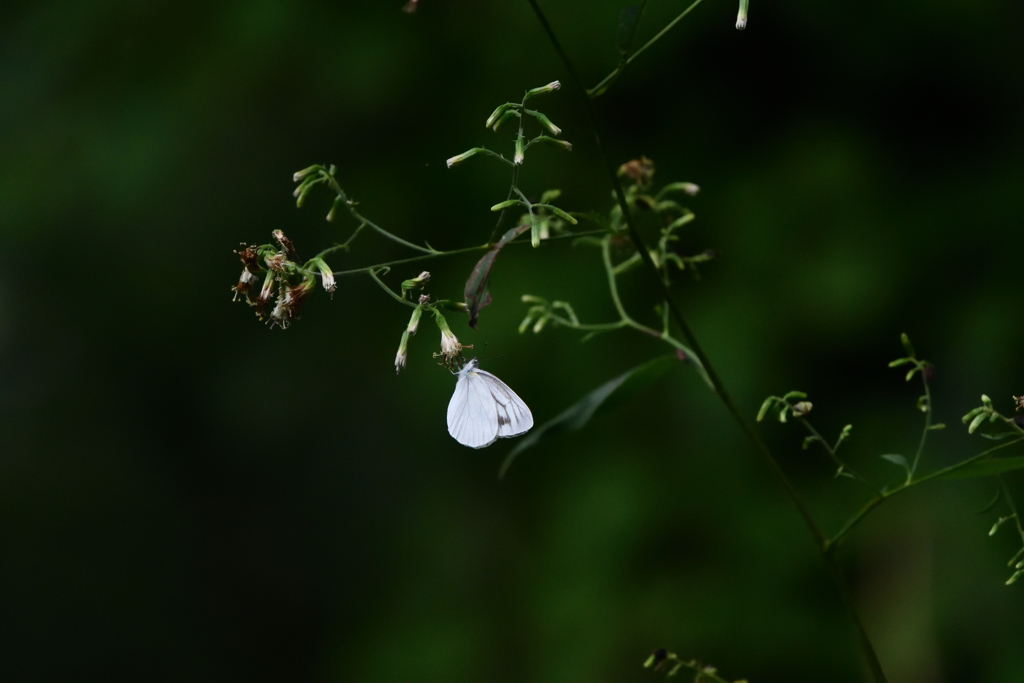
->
(255, 271), (276, 320)
(617, 156), (656, 187)
(264, 251), (288, 273)
(232, 268), (260, 303)
(272, 230), (298, 261)
(268, 277), (315, 330)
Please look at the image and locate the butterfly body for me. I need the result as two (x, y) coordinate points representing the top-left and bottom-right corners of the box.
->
(447, 358), (534, 448)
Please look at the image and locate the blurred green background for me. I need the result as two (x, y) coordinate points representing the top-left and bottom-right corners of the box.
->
(2, 0), (1023, 680)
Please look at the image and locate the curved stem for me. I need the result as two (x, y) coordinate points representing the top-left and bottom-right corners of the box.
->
(315, 223), (366, 260)
(524, 2), (886, 680)
(322, 172), (437, 255)
(367, 269), (418, 308)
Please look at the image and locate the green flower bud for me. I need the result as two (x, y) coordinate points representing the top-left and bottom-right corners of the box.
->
(525, 81), (561, 99)
(292, 165), (319, 183)
(736, 0), (748, 30)
(530, 111), (561, 136)
(491, 199), (519, 212)
(485, 104), (511, 129)
(446, 148), (481, 169)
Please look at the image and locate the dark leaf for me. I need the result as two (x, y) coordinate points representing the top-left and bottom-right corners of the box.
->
(936, 456), (1024, 480)
(464, 224), (529, 329)
(617, 2), (647, 55)
(981, 432), (1019, 441)
(499, 355), (680, 478)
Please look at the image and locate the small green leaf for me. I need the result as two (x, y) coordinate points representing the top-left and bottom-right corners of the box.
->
(981, 431), (1018, 441)
(838, 424), (853, 442)
(881, 453), (910, 474)
(756, 397), (774, 422)
(927, 423), (946, 430)
(990, 515), (1015, 536)
(499, 355), (680, 478)
(616, 2), (647, 55)
(900, 332), (915, 357)
(888, 358), (912, 368)
(782, 390), (808, 401)
(905, 366), (920, 382)
(1007, 569), (1024, 586)
(937, 456), (1024, 481)
(778, 406), (788, 423)
(968, 413), (987, 434)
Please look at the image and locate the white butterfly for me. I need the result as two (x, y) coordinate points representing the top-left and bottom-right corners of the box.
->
(447, 358), (534, 449)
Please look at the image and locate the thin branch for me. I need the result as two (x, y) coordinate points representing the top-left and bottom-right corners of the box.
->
(588, 0), (707, 98)
(329, 229), (608, 277)
(909, 365), (933, 478)
(825, 436), (1024, 551)
(322, 171), (438, 255)
(367, 269), (418, 308)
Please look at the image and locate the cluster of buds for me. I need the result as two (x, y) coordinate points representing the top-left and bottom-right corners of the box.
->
(448, 80), (569, 173)
(231, 230), (338, 330)
(393, 282), (474, 374)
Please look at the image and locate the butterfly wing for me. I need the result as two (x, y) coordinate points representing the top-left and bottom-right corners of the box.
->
(447, 370), (500, 449)
(476, 370), (534, 438)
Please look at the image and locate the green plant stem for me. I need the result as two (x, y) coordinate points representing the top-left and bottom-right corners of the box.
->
(525, 2), (888, 680)
(826, 436), (1024, 552)
(909, 367), (933, 478)
(329, 229), (607, 278)
(794, 416), (874, 491)
(315, 223), (366, 260)
(588, 0), (707, 98)
(367, 269), (418, 308)
(1000, 478), (1024, 549)
(321, 171), (438, 255)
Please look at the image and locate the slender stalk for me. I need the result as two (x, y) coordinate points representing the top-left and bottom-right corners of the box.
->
(315, 223), (366, 260)
(525, 2), (888, 680)
(322, 171), (438, 255)
(329, 229), (607, 278)
(825, 436), (1024, 551)
(588, 0), (707, 98)
(909, 368), (933, 478)
(1000, 478), (1024, 548)
(367, 269), (418, 308)
(794, 416), (874, 491)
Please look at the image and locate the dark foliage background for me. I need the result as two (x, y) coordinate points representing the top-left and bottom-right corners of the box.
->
(2, 1), (1022, 681)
